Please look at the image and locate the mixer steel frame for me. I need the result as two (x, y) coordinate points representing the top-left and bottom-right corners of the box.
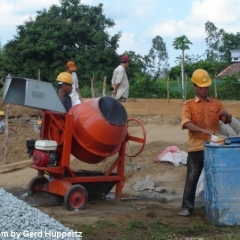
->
(29, 110), (146, 209)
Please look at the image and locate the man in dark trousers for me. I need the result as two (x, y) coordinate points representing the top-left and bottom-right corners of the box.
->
(179, 68), (232, 216)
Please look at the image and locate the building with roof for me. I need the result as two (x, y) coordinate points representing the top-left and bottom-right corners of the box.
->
(217, 49), (240, 78)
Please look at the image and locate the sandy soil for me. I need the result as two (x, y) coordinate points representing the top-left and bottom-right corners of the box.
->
(0, 111), (188, 195)
(0, 102), (208, 239)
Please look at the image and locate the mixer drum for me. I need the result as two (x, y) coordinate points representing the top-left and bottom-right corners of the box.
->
(69, 96), (128, 164)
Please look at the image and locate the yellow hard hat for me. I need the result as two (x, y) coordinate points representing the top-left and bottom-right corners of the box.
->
(191, 69), (212, 87)
(0, 111), (5, 116)
(56, 72), (73, 84)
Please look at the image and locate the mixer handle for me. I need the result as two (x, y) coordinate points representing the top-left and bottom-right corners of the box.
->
(126, 118), (146, 157)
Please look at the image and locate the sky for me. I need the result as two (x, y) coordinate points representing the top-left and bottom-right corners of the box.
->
(0, 0), (240, 66)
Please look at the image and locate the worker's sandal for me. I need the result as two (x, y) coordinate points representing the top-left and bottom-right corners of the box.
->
(179, 209), (191, 216)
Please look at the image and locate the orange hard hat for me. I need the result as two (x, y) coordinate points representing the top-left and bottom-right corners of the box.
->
(66, 61), (76, 71)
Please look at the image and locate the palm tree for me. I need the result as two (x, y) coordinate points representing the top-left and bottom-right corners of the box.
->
(173, 35), (192, 100)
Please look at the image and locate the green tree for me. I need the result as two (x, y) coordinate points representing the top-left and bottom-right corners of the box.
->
(169, 60), (229, 80)
(172, 35), (192, 99)
(0, 39), (5, 79)
(148, 36), (169, 78)
(2, 0), (121, 86)
(219, 32), (240, 64)
(205, 21), (225, 61)
(122, 51), (150, 80)
(184, 54), (204, 64)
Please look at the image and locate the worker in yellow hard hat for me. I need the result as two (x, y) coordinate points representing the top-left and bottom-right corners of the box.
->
(179, 69), (232, 217)
(56, 72), (73, 113)
(38, 72), (73, 118)
(0, 111), (5, 134)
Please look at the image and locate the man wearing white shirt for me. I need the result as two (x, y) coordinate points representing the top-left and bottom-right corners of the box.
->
(66, 61), (83, 106)
(111, 56), (130, 102)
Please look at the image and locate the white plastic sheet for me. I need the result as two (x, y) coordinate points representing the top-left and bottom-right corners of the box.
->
(155, 146), (188, 167)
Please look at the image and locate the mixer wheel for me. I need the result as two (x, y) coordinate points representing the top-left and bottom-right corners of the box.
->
(64, 184), (88, 210)
(27, 176), (49, 196)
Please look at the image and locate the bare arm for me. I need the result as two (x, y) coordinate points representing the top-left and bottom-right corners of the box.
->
(112, 83), (120, 96)
(184, 121), (214, 135)
(219, 109), (232, 124)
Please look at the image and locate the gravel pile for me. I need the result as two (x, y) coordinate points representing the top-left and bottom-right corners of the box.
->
(0, 188), (81, 240)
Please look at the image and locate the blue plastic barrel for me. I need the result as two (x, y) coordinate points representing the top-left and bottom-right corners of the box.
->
(204, 142), (240, 226)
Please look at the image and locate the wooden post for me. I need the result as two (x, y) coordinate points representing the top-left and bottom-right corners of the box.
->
(177, 76), (181, 97)
(4, 104), (9, 164)
(177, 76), (180, 89)
(214, 75), (217, 98)
(184, 74), (188, 100)
(90, 76), (95, 98)
(102, 76), (107, 96)
(38, 69), (41, 81)
(167, 76), (169, 103)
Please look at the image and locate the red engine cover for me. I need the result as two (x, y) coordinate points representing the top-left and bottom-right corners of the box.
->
(33, 150), (49, 167)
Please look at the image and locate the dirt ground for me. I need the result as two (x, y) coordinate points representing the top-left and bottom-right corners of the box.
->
(1, 100), (238, 239)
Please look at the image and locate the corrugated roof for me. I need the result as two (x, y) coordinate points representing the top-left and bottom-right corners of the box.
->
(217, 62), (240, 77)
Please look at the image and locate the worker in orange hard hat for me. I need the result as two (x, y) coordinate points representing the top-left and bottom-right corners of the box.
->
(66, 61), (82, 105)
(0, 111), (5, 134)
(179, 69), (232, 217)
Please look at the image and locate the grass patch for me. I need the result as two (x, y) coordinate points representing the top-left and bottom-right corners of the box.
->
(95, 218), (116, 227)
(72, 217), (240, 240)
(127, 220), (145, 230)
(75, 223), (96, 235)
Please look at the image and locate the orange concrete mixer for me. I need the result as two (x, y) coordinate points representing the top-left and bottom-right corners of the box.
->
(27, 96), (146, 210)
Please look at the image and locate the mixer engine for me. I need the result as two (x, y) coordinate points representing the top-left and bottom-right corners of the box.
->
(27, 139), (58, 167)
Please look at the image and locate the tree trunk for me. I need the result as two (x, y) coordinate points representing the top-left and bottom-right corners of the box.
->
(102, 76), (107, 96)
(214, 75), (217, 98)
(185, 74), (188, 100)
(167, 76), (169, 103)
(90, 76), (95, 98)
(38, 69), (41, 81)
(4, 104), (9, 164)
(182, 49), (185, 101)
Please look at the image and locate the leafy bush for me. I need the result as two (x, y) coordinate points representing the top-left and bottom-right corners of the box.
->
(216, 75), (240, 100)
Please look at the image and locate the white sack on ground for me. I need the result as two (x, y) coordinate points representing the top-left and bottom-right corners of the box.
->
(155, 146), (188, 167)
(132, 175), (167, 193)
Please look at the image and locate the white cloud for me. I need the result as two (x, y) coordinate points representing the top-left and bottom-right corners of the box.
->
(116, 32), (151, 56)
(0, 0), (59, 28)
(149, 19), (184, 37)
(147, 0), (240, 40)
(166, 7), (173, 13)
(189, 0), (237, 24)
(133, 1), (155, 19)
